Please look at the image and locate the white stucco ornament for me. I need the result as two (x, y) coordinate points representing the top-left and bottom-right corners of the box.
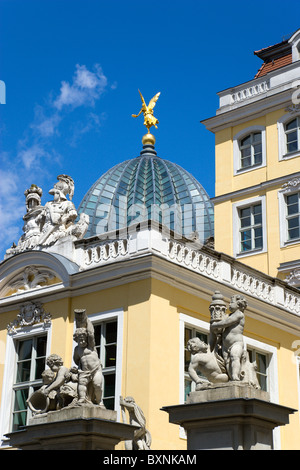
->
(5, 175), (89, 258)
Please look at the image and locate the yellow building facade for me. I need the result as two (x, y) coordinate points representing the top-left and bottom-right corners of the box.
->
(1, 31), (300, 450)
(203, 28), (300, 286)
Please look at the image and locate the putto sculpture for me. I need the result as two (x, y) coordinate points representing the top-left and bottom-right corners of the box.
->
(5, 174), (89, 257)
(120, 396), (152, 450)
(187, 291), (260, 391)
(27, 308), (105, 416)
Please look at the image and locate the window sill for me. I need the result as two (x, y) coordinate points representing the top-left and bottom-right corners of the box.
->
(281, 150), (300, 160)
(234, 163), (265, 176)
(236, 248), (266, 258)
(282, 238), (300, 248)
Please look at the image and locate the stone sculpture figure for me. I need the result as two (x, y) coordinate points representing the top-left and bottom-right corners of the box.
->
(187, 291), (260, 390)
(27, 354), (78, 414)
(187, 338), (228, 388)
(210, 293), (246, 381)
(73, 309), (104, 407)
(120, 396), (152, 450)
(37, 174), (78, 246)
(5, 175), (89, 257)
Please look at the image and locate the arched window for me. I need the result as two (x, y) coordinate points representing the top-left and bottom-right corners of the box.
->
(239, 132), (263, 169)
(285, 117), (300, 154)
(233, 126), (266, 174)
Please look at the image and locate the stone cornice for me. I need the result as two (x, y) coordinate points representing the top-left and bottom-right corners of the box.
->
(1, 228), (300, 335)
(212, 171), (300, 204)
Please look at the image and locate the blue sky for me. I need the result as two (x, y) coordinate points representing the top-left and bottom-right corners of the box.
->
(0, 0), (299, 260)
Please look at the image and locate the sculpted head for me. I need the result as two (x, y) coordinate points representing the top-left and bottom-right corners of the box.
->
(229, 294), (248, 313)
(187, 337), (208, 353)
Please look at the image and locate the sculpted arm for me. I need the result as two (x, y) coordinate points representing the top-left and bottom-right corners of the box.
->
(211, 311), (243, 330)
(188, 356), (202, 384)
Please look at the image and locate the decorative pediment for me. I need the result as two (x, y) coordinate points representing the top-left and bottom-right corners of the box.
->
(7, 301), (52, 334)
(1, 265), (57, 297)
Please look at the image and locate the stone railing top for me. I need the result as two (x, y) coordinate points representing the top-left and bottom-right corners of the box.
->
(2, 225), (300, 318)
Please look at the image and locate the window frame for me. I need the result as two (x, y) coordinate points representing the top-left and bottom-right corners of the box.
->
(232, 196), (267, 258)
(74, 309), (123, 417)
(278, 113), (300, 161)
(278, 179), (300, 248)
(0, 322), (52, 447)
(233, 126), (266, 175)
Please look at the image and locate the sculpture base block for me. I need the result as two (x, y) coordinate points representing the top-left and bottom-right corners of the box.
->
(162, 384), (296, 450)
(5, 405), (138, 450)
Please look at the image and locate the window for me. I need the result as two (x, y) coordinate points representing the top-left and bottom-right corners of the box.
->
(278, 114), (300, 160)
(285, 117), (300, 154)
(184, 326), (208, 402)
(247, 348), (268, 391)
(278, 180), (300, 247)
(286, 193), (300, 240)
(94, 320), (117, 410)
(239, 203), (263, 253)
(233, 126), (266, 174)
(12, 335), (47, 431)
(240, 132), (262, 169)
(87, 309), (123, 414)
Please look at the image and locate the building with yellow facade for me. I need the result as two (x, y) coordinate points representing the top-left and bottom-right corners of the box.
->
(202, 28), (300, 287)
(1, 31), (300, 450)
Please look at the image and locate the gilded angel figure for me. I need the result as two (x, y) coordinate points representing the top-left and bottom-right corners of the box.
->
(132, 90), (160, 134)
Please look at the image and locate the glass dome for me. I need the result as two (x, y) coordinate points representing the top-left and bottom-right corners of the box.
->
(77, 143), (214, 243)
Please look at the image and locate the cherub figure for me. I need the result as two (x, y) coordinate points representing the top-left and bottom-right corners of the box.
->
(187, 337), (229, 388)
(132, 90), (160, 134)
(73, 328), (104, 406)
(210, 294), (247, 381)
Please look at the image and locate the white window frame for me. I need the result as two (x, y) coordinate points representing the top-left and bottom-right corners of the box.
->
(72, 308), (124, 419)
(278, 179), (300, 247)
(278, 113), (300, 161)
(179, 312), (280, 447)
(232, 195), (267, 258)
(233, 126), (266, 175)
(0, 322), (52, 448)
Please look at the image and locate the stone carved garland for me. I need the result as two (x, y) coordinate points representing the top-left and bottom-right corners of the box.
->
(5, 175), (89, 258)
(187, 291), (260, 392)
(7, 301), (52, 334)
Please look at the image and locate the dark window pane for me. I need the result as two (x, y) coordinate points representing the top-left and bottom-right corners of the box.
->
(105, 344), (116, 368)
(18, 339), (33, 361)
(16, 361), (31, 383)
(14, 388), (28, 411)
(36, 336), (47, 358)
(286, 119), (297, 131)
(106, 321), (117, 344)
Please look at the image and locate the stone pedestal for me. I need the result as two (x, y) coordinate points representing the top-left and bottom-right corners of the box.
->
(5, 405), (138, 450)
(162, 384), (296, 450)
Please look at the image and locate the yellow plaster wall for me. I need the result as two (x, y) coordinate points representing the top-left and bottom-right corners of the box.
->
(1, 275), (300, 449)
(214, 108), (300, 278)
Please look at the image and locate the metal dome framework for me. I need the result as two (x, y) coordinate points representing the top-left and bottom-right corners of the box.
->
(77, 145), (214, 243)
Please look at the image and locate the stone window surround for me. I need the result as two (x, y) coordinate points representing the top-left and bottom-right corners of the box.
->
(232, 195), (267, 259)
(278, 178), (300, 248)
(277, 112), (300, 161)
(82, 309), (124, 418)
(233, 125), (266, 176)
(0, 321), (52, 448)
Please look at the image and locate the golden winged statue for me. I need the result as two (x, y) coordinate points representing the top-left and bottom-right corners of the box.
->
(132, 90), (161, 134)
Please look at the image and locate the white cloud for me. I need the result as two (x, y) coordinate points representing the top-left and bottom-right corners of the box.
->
(54, 64), (108, 110)
(0, 63), (110, 259)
